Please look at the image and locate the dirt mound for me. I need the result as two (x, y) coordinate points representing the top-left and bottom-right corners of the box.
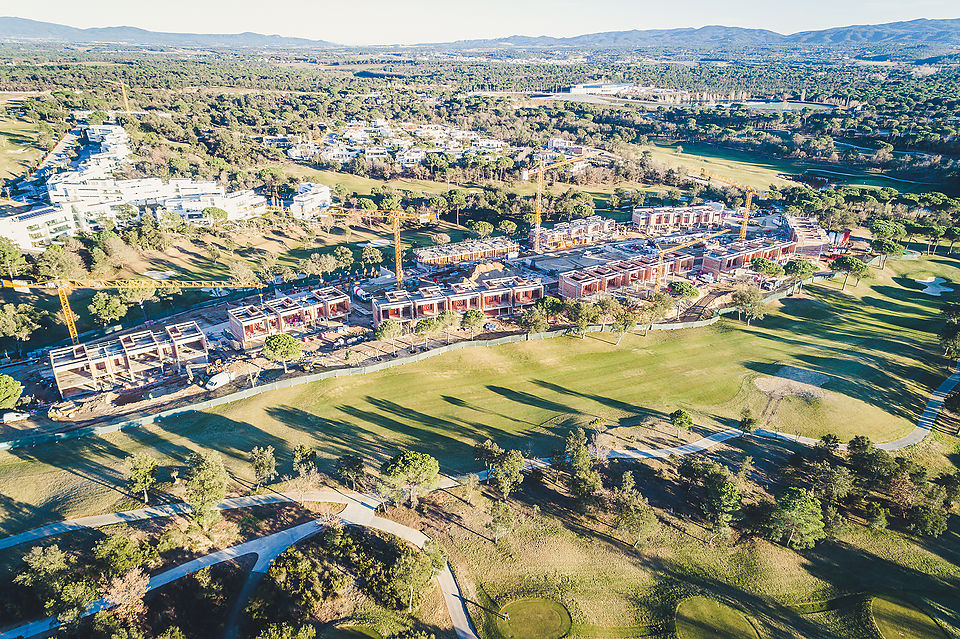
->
(754, 365), (829, 399)
(465, 261), (508, 283)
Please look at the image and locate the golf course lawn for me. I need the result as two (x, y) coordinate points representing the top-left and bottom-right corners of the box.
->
(494, 598), (572, 639)
(0, 255), (957, 533)
(872, 596), (947, 639)
(675, 596), (759, 639)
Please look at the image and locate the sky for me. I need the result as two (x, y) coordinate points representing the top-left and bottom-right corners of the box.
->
(7, 0), (960, 46)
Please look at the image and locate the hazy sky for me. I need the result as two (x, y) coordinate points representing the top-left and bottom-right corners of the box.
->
(9, 0), (960, 46)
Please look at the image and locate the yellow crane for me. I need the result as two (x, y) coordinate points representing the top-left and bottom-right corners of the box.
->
(110, 80), (131, 114)
(695, 169), (762, 242)
(0, 278), (254, 346)
(331, 208), (438, 289)
(652, 228), (731, 294)
(531, 151), (604, 253)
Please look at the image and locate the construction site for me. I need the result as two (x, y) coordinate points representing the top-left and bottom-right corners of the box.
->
(0, 193), (833, 442)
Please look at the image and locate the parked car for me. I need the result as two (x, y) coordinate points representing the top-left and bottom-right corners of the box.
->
(1, 411), (29, 423)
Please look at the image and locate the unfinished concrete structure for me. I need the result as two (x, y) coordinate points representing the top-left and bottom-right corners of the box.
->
(558, 253), (694, 299)
(413, 237), (520, 266)
(49, 321), (208, 399)
(372, 278), (544, 326)
(227, 286), (350, 349)
(529, 216), (618, 251)
(632, 204), (724, 231)
(700, 238), (797, 276)
(785, 215), (830, 261)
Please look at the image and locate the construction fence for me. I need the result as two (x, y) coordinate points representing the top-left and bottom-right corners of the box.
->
(0, 272), (839, 452)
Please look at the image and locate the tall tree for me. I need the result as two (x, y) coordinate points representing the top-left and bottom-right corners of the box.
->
(460, 309), (484, 338)
(262, 333), (303, 373)
(126, 453), (159, 504)
(670, 409), (693, 439)
(88, 292), (129, 326)
(783, 259), (815, 293)
(832, 255), (868, 290)
(250, 445), (277, 490)
(185, 451), (228, 530)
(379, 450), (439, 508)
(0, 237), (26, 278)
(0, 373), (23, 409)
(769, 487), (825, 550)
(489, 449), (525, 499)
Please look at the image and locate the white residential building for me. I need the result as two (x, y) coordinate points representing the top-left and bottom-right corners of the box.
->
(288, 183), (333, 219)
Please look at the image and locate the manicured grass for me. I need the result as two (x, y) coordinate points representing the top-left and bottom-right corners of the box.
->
(643, 142), (800, 190)
(675, 596), (759, 639)
(494, 598), (572, 639)
(324, 626), (383, 639)
(0, 256), (954, 532)
(643, 141), (936, 194)
(872, 596), (947, 639)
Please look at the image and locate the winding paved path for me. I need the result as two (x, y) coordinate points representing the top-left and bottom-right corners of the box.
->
(0, 490), (479, 639)
(1, 361), (957, 639)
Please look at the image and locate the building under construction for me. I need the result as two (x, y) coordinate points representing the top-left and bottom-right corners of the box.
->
(558, 253), (695, 299)
(372, 277), (544, 326)
(785, 215), (831, 260)
(528, 216), (617, 251)
(700, 238), (797, 276)
(413, 237), (520, 267)
(49, 321), (208, 399)
(228, 286), (351, 350)
(632, 204), (724, 231)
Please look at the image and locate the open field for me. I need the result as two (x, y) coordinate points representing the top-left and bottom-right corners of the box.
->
(0, 117), (42, 181)
(0, 255), (956, 536)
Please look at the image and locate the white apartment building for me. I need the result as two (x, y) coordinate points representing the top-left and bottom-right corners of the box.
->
(162, 189), (267, 226)
(288, 183), (333, 219)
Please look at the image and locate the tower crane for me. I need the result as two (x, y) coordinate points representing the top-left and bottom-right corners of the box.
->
(694, 169), (765, 242)
(0, 278), (255, 346)
(531, 151), (604, 253)
(652, 228), (731, 294)
(330, 208), (438, 289)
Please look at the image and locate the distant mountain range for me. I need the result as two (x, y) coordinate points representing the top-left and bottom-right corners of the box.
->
(439, 18), (960, 49)
(0, 17), (335, 48)
(0, 16), (958, 50)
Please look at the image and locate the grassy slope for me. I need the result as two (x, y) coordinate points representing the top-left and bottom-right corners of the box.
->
(872, 596), (948, 639)
(0, 117), (42, 181)
(0, 256), (956, 535)
(675, 596), (759, 639)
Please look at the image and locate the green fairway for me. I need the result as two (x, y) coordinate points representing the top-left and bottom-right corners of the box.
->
(0, 255), (955, 533)
(495, 598), (572, 639)
(675, 596), (759, 639)
(872, 596), (947, 639)
(644, 141), (937, 194)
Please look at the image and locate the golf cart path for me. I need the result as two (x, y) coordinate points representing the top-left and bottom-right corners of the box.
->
(0, 490), (480, 639)
(1, 362), (956, 639)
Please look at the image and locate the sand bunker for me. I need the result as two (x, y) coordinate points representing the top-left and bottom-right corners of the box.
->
(754, 366), (829, 399)
(144, 270), (176, 280)
(916, 276), (953, 297)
